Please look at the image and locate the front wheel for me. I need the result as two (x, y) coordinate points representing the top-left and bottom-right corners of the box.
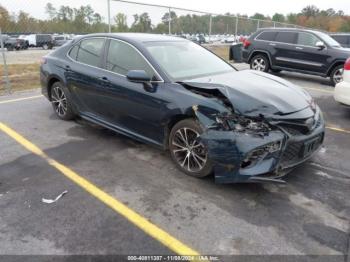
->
(169, 119), (213, 178)
(330, 65), (344, 86)
(250, 54), (270, 72)
(50, 82), (75, 120)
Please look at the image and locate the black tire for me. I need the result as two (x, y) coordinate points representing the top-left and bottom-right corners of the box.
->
(50, 82), (75, 121)
(250, 54), (270, 72)
(330, 64), (344, 87)
(6, 45), (14, 51)
(169, 119), (213, 178)
(270, 69), (281, 73)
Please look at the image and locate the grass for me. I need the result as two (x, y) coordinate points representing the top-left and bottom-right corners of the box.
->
(204, 45), (230, 61)
(0, 63), (40, 94)
(0, 45), (230, 95)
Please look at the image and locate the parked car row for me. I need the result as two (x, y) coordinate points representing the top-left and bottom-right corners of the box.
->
(242, 28), (350, 86)
(0, 35), (28, 51)
(175, 33), (249, 44)
(0, 33), (74, 51)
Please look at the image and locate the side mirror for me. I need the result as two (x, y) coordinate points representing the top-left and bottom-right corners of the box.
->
(316, 41), (325, 50)
(126, 70), (151, 83)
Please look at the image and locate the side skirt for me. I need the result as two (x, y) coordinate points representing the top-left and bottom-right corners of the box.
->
(80, 112), (165, 150)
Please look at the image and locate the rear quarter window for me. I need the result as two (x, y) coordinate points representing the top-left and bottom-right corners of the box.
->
(275, 32), (298, 44)
(256, 31), (277, 41)
(68, 44), (79, 60)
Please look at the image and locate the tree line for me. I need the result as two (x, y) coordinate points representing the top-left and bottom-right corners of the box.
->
(0, 3), (349, 35)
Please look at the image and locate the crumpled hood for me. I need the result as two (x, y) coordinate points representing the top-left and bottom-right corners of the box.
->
(183, 70), (312, 117)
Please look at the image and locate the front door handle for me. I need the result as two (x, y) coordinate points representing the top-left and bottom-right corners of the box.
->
(296, 46), (303, 50)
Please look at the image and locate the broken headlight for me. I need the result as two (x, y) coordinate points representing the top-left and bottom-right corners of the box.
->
(215, 114), (271, 134)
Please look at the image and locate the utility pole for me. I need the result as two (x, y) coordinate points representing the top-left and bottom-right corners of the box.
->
(107, 0), (111, 33)
(0, 28), (11, 94)
(209, 15), (212, 42)
(235, 17), (238, 36)
(168, 7), (171, 35)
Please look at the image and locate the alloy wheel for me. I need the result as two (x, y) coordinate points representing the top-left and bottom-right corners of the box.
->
(171, 127), (208, 173)
(51, 86), (67, 117)
(333, 68), (343, 84)
(252, 58), (266, 71)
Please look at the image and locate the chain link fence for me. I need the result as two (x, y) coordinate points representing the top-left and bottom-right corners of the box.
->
(0, 0), (306, 95)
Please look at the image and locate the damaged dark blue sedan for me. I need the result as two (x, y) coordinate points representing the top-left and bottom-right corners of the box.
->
(40, 33), (325, 183)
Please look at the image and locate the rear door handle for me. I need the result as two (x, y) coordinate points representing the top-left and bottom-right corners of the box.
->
(65, 65), (71, 71)
(296, 46), (303, 50)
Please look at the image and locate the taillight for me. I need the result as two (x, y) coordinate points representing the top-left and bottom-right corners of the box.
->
(40, 57), (47, 65)
(344, 57), (350, 71)
(243, 39), (251, 48)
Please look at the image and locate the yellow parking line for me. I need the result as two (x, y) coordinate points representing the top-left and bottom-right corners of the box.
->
(0, 95), (43, 105)
(303, 87), (333, 94)
(0, 122), (201, 258)
(326, 126), (350, 134)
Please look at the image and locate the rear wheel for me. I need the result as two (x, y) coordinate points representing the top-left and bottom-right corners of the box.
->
(330, 65), (344, 86)
(50, 82), (75, 120)
(169, 119), (213, 178)
(250, 54), (270, 72)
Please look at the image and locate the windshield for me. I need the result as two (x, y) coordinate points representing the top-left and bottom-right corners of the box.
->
(316, 32), (341, 47)
(145, 41), (235, 81)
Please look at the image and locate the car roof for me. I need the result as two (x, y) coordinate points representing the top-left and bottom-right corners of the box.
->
(73, 33), (185, 43)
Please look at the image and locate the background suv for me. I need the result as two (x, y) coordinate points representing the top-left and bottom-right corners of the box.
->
(242, 28), (350, 86)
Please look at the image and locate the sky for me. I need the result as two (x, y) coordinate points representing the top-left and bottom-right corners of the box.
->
(2, 0), (350, 25)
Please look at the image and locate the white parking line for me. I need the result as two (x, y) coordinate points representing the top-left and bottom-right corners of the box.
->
(303, 87), (333, 94)
(0, 95), (43, 105)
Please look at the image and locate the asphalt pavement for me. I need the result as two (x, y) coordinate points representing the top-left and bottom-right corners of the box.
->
(0, 69), (349, 261)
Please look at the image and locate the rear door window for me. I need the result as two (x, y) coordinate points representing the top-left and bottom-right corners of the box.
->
(275, 32), (297, 44)
(256, 31), (277, 41)
(297, 32), (320, 47)
(106, 39), (154, 77)
(76, 38), (105, 67)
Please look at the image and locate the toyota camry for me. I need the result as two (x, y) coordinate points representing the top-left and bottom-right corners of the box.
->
(40, 33), (325, 183)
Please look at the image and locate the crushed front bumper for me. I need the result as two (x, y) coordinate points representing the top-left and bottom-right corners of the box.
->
(199, 114), (325, 184)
